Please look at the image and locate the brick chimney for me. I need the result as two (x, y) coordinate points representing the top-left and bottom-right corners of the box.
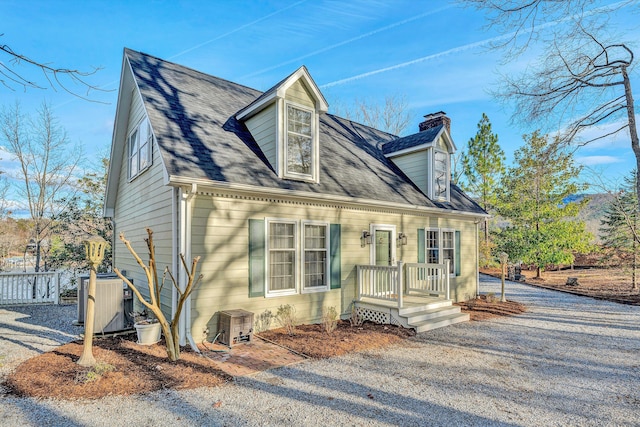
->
(419, 111), (450, 134)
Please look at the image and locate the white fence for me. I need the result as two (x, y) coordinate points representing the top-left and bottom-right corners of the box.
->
(0, 272), (60, 305)
(405, 261), (450, 300)
(356, 262), (404, 308)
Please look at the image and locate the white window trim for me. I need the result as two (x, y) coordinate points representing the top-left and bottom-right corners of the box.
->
(301, 220), (330, 294)
(265, 218), (299, 297)
(432, 148), (450, 202)
(424, 227), (455, 277)
(127, 116), (153, 181)
(282, 101), (318, 183)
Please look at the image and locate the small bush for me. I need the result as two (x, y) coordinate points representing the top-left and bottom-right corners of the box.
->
(486, 292), (497, 303)
(255, 310), (274, 333)
(76, 362), (115, 383)
(322, 306), (339, 334)
(349, 304), (363, 327)
(275, 304), (297, 336)
(465, 293), (478, 309)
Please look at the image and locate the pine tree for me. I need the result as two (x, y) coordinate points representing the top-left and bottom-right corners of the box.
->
(600, 170), (639, 290)
(461, 113), (506, 266)
(495, 131), (592, 278)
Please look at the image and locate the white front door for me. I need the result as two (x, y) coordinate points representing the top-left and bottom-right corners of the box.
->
(370, 224), (396, 266)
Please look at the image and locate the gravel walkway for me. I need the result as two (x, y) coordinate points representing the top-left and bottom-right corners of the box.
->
(1, 276), (639, 426)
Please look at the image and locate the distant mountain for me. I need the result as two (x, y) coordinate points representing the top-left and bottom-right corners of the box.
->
(575, 193), (615, 243)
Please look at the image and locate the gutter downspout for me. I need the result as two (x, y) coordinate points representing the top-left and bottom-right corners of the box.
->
(171, 188), (178, 329)
(476, 219), (480, 298)
(179, 184), (199, 352)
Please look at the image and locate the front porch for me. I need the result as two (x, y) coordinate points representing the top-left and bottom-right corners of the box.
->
(355, 262), (469, 333)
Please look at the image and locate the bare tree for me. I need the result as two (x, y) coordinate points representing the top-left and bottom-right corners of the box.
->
(115, 228), (202, 362)
(0, 101), (82, 271)
(1, 35), (106, 101)
(334, 94), (412, 136)
(466, 1), (640, 209)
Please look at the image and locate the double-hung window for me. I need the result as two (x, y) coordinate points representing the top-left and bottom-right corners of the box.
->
(303, 222), (329, 292)
(285, 104), (313, 179)
(128, 117), (153, 180)
(265, 219), (330, 296)
(267, 220), (297, 295)
(424, 228), (456, 276)
(433, 150), (449, 201)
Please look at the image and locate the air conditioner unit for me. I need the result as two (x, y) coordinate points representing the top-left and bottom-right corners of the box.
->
(77, 275), (133, 333)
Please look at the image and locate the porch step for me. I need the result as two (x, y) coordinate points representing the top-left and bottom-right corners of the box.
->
(403, 305), (463, 324)
(354, 297), (470, 333)
(398, 299), (453, 316)
(410, 312), (470, 333)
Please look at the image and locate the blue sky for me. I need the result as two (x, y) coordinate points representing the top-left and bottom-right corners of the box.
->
(2, 0), (639, 198)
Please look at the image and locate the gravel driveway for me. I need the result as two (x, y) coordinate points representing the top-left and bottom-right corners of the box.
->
(1, 275), (638, 426)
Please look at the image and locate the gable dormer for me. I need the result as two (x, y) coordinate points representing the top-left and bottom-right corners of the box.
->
(236, 66), (328, 184)
(383, 112), (456, 202)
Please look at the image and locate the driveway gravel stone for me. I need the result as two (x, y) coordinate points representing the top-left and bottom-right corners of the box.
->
(0, 275), (638, 426)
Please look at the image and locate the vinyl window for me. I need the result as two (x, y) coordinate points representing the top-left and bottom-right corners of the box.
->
(128, 117), (153, 180)
(285, 104), (313, 179)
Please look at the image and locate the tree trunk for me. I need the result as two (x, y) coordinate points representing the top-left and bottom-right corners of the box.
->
(622, 67), (640, 230)
(536, 266), (541, 279)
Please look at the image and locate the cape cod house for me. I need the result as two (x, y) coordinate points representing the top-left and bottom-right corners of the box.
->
(105, 48), (487, 349)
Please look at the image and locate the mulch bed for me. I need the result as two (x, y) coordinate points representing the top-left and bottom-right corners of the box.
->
(455, 294), (527, 321)
(3, 333), (230, 400)
(258, 320), (415, 359)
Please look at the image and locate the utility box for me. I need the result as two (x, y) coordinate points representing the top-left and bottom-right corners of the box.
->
(77, 275), (133, 333)
(218, 309), (254, 347)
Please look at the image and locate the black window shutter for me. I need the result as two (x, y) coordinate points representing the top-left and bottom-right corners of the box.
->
(330, 224), (341, 289)
(248, 219), (265, 297)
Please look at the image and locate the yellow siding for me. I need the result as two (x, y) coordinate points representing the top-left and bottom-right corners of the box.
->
(189, 194), (479, 338)
(244, 104), (277, 168)
(285, 80), (315, 108)
(435, 136), (448, 151)
(392, 151), (428, 194)
(113, 89), (174, 317)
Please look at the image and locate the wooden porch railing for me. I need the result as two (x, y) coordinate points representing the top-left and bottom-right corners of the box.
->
(405, 260), (450, 300)
(356, 261), (404, 308)
(0, 271), (60, 305)
(356, 260), (449, 308)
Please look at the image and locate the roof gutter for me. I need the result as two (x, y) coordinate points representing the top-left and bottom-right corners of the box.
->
(167, 175), (490, 220)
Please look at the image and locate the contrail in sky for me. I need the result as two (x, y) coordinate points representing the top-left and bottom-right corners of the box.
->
(239, 4), (456, 79)
(320, 0), (636, 89)
(54, 0), (307, 109)
(169, 0), (308, 60)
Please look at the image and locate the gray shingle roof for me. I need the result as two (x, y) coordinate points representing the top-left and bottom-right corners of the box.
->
(125, 48), (485, 215)
(382, 126), (442, 155)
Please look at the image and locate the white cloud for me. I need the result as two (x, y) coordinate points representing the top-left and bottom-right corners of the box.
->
(575, 155), (623, 166)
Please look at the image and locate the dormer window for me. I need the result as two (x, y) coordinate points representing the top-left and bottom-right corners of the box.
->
(285, 104), (313, 178)
(433, 150), (449, 201)
(236, 66), (328, 185)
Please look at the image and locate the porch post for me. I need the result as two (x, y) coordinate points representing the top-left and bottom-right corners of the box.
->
(444, 260), (450, 300)
(397, 261), (404, 309)
(356, 265), (361, 302)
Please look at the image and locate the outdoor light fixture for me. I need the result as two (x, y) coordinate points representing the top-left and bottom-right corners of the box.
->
(397, 232), (408, 246)
(360, 231), (372, 247)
